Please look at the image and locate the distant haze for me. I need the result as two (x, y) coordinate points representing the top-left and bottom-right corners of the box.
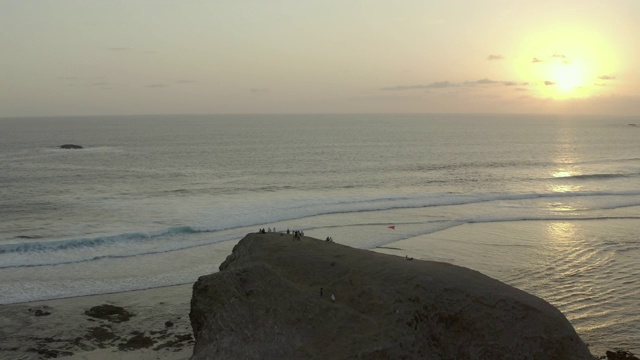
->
(1, 0), (639, 117)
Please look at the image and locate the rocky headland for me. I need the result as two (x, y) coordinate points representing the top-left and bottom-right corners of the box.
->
(189, 232), (595, 360)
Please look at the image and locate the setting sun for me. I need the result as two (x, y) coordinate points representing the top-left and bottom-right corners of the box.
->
(552, 62), (586, 90)
(511, 21), (621, 101)
(542, 60), (592, 99)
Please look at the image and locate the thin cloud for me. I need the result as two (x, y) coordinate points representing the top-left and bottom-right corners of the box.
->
(380, 85), (411, 90)
(427, 81), (454, 89)
(594, 83), (607, 87)
(486, 55), (504, 60)
(471, 78), (499, 85)
(380, 82), (453, 90)
(515, 87), (528, 91)
(552, 53), (572, 64)
(531, 53), (572, 64)
(505, 81), (529, 86)
(175, 80), (198, 84)
(598, 75), (616, 80)
(145, 84), (167, 88)
(544, 81), (557, 86)
(415, 81), (455, 89)
(109, 47), (132, 52)
(382, 78), (528, 91)
(381, 84), (436, 90)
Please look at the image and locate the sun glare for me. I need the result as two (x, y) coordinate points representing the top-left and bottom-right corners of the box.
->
(511, 23), (619, 100)
(552, 62), (585, 90)
(540, 60), (591, 99)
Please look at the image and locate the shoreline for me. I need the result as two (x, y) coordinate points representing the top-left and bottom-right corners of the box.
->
(0, 283), (195, 360)
(2, 282), (196, 307)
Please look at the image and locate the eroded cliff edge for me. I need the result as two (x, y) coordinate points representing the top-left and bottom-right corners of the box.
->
(190, 232), (593, 360)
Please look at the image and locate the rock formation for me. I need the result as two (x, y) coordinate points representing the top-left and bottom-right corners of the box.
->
(605, 350), (640, 360)
(190, 233), (594, 360)
(60, 144), (83, 149)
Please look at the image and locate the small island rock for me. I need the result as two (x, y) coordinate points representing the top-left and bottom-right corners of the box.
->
(60, 144), (83, 149)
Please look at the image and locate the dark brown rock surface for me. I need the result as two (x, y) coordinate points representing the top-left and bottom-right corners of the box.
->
(190, 232), (594, 360)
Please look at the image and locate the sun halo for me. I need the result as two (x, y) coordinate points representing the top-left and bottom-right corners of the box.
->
(543, 60), (590, 98)
(510, 23), (619, 100)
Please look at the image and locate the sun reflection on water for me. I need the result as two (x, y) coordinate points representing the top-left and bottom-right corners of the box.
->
(549, 125), (584, 195)
(552, 170), (574, 178)
(549, 169), (582, 194)
(546, 221), (577, 245)
(549, 183), (581, 194)
(549, 201), (578, 212)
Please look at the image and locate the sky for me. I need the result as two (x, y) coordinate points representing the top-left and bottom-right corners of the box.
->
(1, 0), (639, 117)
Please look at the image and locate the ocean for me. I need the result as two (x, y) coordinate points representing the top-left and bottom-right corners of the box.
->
(1, 113), (638, 354)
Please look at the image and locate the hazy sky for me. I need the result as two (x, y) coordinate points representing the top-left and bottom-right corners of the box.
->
(2, 0), (639, 117)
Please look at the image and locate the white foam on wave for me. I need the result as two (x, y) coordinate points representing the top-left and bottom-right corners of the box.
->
(2, 189), (640, 269)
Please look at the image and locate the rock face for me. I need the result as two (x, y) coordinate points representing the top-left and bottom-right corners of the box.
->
(60, 144), (83, 149)
(190, 233), (594, 360)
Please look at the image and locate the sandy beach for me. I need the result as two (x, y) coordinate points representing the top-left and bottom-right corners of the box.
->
(0, 284), (194, 360)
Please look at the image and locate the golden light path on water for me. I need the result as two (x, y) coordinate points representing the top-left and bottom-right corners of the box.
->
(548, 124), (582, 205)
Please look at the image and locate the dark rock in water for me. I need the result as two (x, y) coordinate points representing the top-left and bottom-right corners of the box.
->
(34, 309), (51, 317)
(29, 306), (52, 317)
(84, 326), (118, 348)
(117, 333), (155, 351)
(165, 320), (174, 328)
(605, 350), (640, 360)
(60, 144), (83, 149)
(189, 233), (594, 360)
(84, 304), (134, 323)
(27, 347), (74, 358)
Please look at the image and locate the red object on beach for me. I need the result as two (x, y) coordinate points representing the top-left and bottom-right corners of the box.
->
(388, 225), (396, 230)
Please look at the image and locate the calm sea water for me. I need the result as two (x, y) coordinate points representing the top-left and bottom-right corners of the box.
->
(1, 113), (639, 354)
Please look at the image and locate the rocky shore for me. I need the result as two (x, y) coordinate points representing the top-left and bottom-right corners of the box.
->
(2, 232), (636, 359)
(0, 285), (194, 360)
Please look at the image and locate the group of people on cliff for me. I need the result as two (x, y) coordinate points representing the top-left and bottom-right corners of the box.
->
(290, 229), (304, 240)
(258, 227), (337, 243)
